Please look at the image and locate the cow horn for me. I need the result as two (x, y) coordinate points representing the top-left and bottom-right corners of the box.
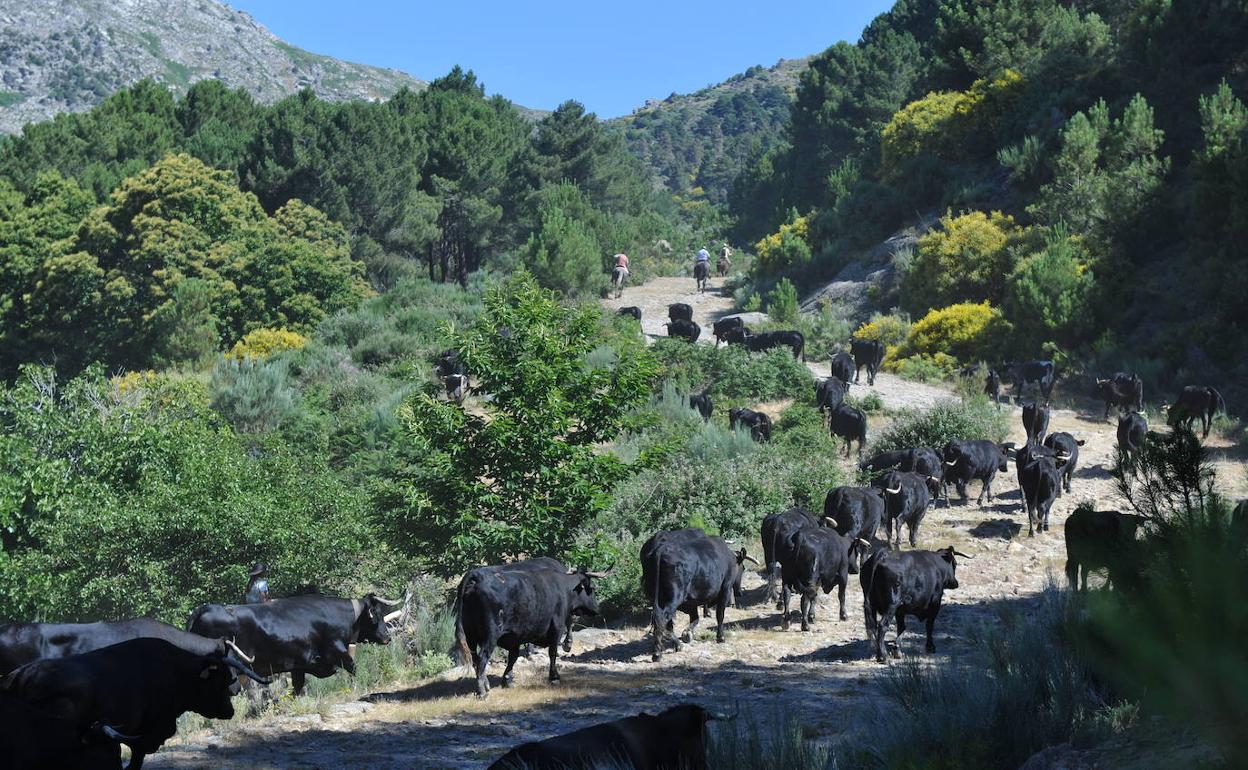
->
(374, 595), (404, 607)
(584, 569), (613, 579)
(944, 460), (957, 466)
(741, 554), (761, 566)
(856, 538), (871, 550)
(823, 516), (837, 527)
(1056, 452), (1070, 459)
(97, 723), (140, 742)
(223, 655), (272, 685)
(952, 549), (973, 559)
(885, 486), (902, 494)
(224, 638), (255, 664)
(383, 609), (403, 623)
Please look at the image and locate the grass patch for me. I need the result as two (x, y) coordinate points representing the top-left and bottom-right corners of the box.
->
(0, 91), (23, 108)
(870, 395), (1009, 454)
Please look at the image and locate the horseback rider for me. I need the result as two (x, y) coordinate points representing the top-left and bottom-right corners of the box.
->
(613, 252), (630, 278)
(696, 248), (710, 267)
(717, 243), (732, 275)
(245, 562), (271, 604)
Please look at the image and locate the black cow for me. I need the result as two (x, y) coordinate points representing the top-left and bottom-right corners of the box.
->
(861, 546), (968, 663)
(1010, 360), (1056, 405)
(850, 338), (886, 385)
(187, 593), (398, 696)
(858, 449), (910, 474)
(860, 448), (942, 487)
(617, 306), (642, 322)
(941, 440), (1009, 505)
(1093, 373), (1143, 419)
(443, 372), (468, 404)
(1, 638), (265, 770)
(823, 486), (887, 547)
(873, 470), (932, 549)
(828, 402), (867, 457)
(487, 704), (722, 770)
(641, 528), (757, 661)
(779, 527), (858, 630)
(687, 393), (713, 422)
(435, 348), (465, 378)
(830, 351), (857, 384)
(0, 692), (127, 770)
(760, 507), (820, 604)
(1022, 401), (1050, 444)
(723, 328), (805, 360)
(728, 407), (772, 442)
(1166, 385), (1226, 438)
(711, 316), (744, 345)
(0, 618), (253, 676)
(1043, 432), (1085, 493)
(1018, 452), (1064, 536)
(815, 376), (848, 414)
(985, 368), (1001, 409)
(665, 319), (701, 343)
(452, 559), (604, 698)
(1064, 507), (1144, 591)
(668, 303), (693, 323)
(1117, 411), (1148, 461)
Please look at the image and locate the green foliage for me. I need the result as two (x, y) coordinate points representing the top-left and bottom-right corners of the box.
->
(901, 211), (1030, 315)
(651, 339), (813, 404)
(753, 214), (812, 276)
(210, 357), (300, 435)
(765, 278), (800, 324)
(1002, 227), (1096, 353)
(520, 182), (604, 297)
(0, 367), (394, 623)
(871, 396), (1009, 455)
(388, 272), (658, 574)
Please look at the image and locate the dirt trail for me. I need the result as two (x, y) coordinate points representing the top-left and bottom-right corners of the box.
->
(150, 278), (1246, 770)
(602, 275), (737, 339)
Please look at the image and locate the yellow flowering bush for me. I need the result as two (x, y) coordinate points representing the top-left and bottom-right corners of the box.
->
(226, 328), (308, 361)
(892, 301), (1007, 365)
(854, 313), (912, 348)
(901, 210), (1030, 314)
(753, 215), (811, 275)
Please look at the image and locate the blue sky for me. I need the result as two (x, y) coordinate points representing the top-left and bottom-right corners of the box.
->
(231, 1), (896, 117)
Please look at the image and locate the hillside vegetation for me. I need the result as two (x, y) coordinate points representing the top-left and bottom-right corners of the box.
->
(732, 0), (1248, 401)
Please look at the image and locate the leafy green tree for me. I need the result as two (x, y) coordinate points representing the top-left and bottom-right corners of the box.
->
(531, 101), (650, 215)
(521, 183), (604, 297)
(388, 271), (657, 574)
(766, 278), (800, 323)
(152, 278), (220, 368)
(1002, 228), (1095, 352)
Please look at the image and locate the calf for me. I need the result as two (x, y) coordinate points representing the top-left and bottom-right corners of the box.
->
(188, 593), (399, 696)
(617, 306), (642, 322)
(761, 507), (820, 604)
(687, 393), (713, 422)
(665, 319), (701, 343)
(1022, 402), (1050, 444)
(985, 368), (1001, 408)
(859, 447), (942, 486)
(728, 407), (772, 442)
(828, 402), (867, 457)
(1117, 411), (1148, 461)
(850, 338), (886, 385)
(443, 373), (468, 405)
(711, 316), (744, 345)
(779, 527), (858, 630)
(1018, 453), (1065, 536)
(453, 559), (606, 697)
(641, 528), (757, 661)
(1043, 432), (1085, 493)
(668, 303), (693, 323)
(1, 638), (265, 770)
(1093, 373), (1143, 419)
(830, 351), (857, 384)
(1166, 385), (1226, 438)
(1064, 507), (1144, 591)
(941, 439), (1009, 505)
(874, 470), (932, 548)
(1010, 360), (1056, 405)
(815, 376), (848, 414)
(487, 704), (722, 770)
(861, 546), (968, 663)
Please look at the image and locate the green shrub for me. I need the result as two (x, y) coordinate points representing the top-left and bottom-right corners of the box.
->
(707, 709), (829, 770)
(210, 357), (300, 434)
(765, 278), (800, 323)
(652, 340), (813, 404)
(892, 353), (958, 382)
(900, 210), (1031, 315)
(871, 396), (1008, 454)
(891, 301), (1009, 365)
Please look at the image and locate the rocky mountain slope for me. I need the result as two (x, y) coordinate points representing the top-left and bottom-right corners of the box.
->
(0, 0), (427, 134)
(609, 57), (809, 202)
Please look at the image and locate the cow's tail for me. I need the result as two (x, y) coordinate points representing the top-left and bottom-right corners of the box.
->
(1212, 387), (1227, 418)
(862, 551), (883, 637)
(453, 574), (475, 667)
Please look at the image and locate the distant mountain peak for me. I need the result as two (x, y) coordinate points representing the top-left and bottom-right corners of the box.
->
(0, 0), (428, 133)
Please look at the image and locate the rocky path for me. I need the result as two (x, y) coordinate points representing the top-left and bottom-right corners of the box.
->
(149, 278), (1245, 770)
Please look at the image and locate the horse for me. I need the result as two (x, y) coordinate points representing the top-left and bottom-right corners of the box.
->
(694, 261), (709, 293)
(611, 266), (628, 298)
(716, 256), (730, 278)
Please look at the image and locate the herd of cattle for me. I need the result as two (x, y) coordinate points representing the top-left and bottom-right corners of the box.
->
(1, 302), (1238, 769)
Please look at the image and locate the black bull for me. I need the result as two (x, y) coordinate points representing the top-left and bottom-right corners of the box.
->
(487, 704), (728, 770)
(1, 637), (267, 770)
(454, 558), (607, 697)
(861, 547), (968, 663)
(187, 593), (400, 696)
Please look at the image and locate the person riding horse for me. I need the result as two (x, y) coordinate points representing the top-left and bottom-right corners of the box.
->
(695, 249), (710, 293)
(611, 253), (629, 298)
(717, 244), (732, 277)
